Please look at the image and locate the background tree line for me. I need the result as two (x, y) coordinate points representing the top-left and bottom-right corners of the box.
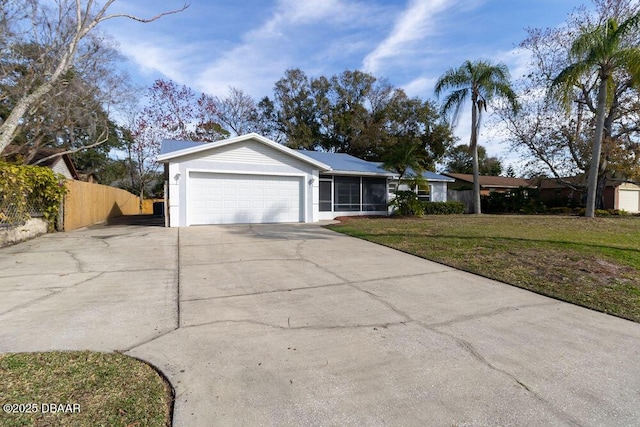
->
(1, 0), (639, 217)
(499, 0), (640, 216)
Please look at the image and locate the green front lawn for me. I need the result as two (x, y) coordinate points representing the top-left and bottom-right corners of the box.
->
(328, 215), (640, 322)
(0, 351), (172, 426)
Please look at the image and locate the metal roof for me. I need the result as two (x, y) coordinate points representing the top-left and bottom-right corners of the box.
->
(159, 139), (204, 155)
(406, 168), (455, 182)
(158, 139), (452, 182)
(297, 150), (396, 176)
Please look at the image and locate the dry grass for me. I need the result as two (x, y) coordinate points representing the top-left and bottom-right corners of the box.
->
(328, 215), (640, 322)
(0, 351), (172, 426)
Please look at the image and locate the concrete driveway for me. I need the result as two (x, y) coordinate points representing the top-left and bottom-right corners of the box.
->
(1, 222), (640, 426)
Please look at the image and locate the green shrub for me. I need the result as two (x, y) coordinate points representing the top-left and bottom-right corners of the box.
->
(482, 187), (546, 214)
(422, 201), (465, 215)
(0, 161), (67, 229)
(548, 206), (574, 215)
(576, 208), (628, 217)
(595, 209), (611, 216)
(389, 191), (424, 216)
(613, 209), (630, 216)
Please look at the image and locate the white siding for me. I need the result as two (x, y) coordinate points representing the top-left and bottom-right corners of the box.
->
(51, 159), (73, 179)
(396, 181), (449, 202)
(199, 140), (305, 167)
(430, 182), (448, 202)
(168, 137), (318, 226)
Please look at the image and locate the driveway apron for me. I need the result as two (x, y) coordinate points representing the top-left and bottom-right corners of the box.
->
(1, 223), (640, 426)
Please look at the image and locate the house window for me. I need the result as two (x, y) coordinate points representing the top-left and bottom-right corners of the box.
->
(334, 176), (361, 211)
(417, 183), (430, 201)
(363, 177), (387, 211)
(319, 179), (332, 212)
(388, 181), (397, 193)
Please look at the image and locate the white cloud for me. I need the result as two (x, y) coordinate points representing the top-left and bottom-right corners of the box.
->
(362, 0), (458, 75)
(402, 76), (437, 97)
(106, 0), (380, 98)
(117, 39), (190, 83)
(192, 0), (381, 97)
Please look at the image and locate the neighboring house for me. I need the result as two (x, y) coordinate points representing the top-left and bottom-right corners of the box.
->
(444, 173), (531, 195)
(77, 172), (98, 183)
(535, 177), (640, 213)
(2, 145), (79, 180)
(157, 133), (453, 226)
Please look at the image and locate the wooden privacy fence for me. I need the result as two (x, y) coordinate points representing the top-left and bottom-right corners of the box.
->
(63, 180), (140, 231)
(447, 190), (473, 213)
(141, 198), (164, 215)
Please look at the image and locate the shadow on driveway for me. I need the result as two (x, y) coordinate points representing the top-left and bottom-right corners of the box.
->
(104, 215), (165, 227)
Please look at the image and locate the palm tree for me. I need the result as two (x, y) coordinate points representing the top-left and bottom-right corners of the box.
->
(551, 13), (640, 218)
(382, 140), (425, 193)
(434, 60), (518, 214)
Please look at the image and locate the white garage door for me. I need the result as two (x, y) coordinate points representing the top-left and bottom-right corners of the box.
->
(188, 172), (303, 225)
(619, 189), (640, 213)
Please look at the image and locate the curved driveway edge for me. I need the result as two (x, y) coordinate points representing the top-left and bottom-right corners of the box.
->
(1, 223), (640, 426)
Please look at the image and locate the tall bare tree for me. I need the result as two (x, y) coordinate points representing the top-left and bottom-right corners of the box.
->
(1, 32), (133, 164)
(0, 0), (188, 153)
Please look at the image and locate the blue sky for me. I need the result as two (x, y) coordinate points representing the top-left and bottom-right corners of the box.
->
(102, 0), (590, 166)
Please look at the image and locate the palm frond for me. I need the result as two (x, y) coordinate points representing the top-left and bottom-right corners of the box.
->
(440, 89), (468, 127)
(434, 67), (470, 97)
(550, 61), (593, 109)
(616, 11), (640, 39)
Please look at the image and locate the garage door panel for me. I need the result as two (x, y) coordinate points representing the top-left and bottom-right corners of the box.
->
(188, 172), (303, 225)
(619, 190), (640, 213)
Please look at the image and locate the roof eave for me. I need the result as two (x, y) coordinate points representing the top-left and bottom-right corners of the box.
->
(323, 170), (397, 177)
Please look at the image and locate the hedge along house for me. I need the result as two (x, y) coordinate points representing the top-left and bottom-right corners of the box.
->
(158, 133), (405, 226)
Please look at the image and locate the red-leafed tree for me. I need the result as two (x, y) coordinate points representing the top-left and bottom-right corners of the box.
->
(123, 79), (197, 208)
(123, 79), (236, 209)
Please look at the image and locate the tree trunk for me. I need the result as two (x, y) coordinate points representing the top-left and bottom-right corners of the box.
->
(0, 2), (187, 154)
(0, 41), (77, 153)
(139, 186), (144, 214)
(0, 83), (55, 152)
(596, 173), (607, 210)
(585, 76), (608, 218)
(470, 102), (481, 214)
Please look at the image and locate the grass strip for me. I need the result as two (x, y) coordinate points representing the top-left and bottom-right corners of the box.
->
(328, 215), (640, 322)
(0, 351), (172, 427)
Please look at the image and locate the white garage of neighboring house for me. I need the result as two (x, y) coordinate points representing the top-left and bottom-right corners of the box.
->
(617, 182), (640, 213)
(157, 133), (453, 226)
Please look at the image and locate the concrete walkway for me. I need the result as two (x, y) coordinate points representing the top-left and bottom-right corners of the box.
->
(1, 222), (640, 426)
